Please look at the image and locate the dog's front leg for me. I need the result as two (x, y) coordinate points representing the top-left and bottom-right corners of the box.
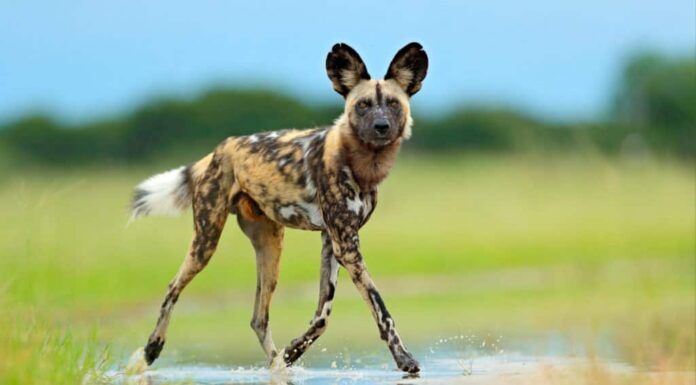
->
(329, 227), (420, 373)
(280, 231), (339, 366)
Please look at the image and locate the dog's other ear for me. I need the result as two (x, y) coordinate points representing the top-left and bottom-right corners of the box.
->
(384, 42), (428, 96)
(326, 43), (371, 97)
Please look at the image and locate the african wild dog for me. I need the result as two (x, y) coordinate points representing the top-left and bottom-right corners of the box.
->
(129, 42), (428, 373)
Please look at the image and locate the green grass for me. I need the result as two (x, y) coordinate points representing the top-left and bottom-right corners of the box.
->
(0, 153), (693, 384)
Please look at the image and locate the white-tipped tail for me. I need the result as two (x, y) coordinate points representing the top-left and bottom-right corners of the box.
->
(130, 166), (192, 222)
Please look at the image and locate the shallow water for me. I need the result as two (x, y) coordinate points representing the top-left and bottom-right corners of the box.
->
(109, 355), (633, 385)
(108, 336), (634, 385)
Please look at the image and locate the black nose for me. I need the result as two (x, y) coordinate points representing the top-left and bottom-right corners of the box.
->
(374, 122), (390, 134)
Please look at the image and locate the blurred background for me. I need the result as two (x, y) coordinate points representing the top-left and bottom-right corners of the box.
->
(0, 1), (694, 384)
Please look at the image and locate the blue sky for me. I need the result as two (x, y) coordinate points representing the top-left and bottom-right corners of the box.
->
(0, 0), (693, 123)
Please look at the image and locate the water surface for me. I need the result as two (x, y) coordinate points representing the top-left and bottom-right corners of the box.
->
(109, 337), (633, 385)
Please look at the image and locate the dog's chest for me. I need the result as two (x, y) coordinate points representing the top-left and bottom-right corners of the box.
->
(344, 190), (374, 225)
(337, 167), (376, 227)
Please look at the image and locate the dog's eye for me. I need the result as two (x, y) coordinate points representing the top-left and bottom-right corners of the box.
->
(357, 100), (369, 109)
(387, 99), (400, 109)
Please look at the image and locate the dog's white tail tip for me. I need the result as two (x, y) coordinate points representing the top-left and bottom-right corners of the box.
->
(129, 166), (192, 221)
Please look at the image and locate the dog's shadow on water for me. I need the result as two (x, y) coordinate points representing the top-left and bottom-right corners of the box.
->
(115, 365), (422, 385)
(115, 366), (425, 385)
(127, 370), (301, 385)
(124, 371), (420, 385)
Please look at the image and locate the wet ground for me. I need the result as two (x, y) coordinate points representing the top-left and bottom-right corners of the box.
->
(107, 335), (637, 385)
(109, 355), (635, 385)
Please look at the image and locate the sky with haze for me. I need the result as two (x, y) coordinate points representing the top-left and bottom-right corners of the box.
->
(0, 0), (693, 123)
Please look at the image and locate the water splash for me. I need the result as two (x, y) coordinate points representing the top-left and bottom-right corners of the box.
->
(106, 335), (634, 385)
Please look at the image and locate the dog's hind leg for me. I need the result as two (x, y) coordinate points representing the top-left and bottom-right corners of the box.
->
(282, 231), (339, 365)
(236, 195), (284, 361)
(143, 152), (234, 366)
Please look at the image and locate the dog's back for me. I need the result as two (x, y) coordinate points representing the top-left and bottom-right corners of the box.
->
(130, 127), (330, 230)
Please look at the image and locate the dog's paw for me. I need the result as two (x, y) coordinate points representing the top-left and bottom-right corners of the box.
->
(269, 349), (288, 373)
(143, 337), (165, 365)
(124, 347), (149, 375)
(395, 351), (420, 373)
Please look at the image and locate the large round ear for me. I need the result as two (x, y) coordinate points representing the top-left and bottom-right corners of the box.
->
(384, 42), (428, 96)
(326, 43), (371, 97)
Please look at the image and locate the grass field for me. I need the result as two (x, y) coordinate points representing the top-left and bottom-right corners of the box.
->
(0, 153), (693, 384)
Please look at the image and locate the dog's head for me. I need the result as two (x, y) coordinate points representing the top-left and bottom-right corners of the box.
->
(326, 42), (428, 148)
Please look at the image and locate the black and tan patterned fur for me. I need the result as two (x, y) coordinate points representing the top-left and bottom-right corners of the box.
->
(132, 42), (428, 373)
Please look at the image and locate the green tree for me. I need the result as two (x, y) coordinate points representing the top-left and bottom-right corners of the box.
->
(612, 52), (696, 156)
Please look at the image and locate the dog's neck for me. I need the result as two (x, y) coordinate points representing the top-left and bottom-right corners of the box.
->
(325, 115), (403, 191)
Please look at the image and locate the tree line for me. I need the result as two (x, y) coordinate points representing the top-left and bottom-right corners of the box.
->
(0, 52), (692, 166)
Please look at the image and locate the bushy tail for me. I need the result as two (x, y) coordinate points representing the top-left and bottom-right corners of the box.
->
(129, 166), (193, 222)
